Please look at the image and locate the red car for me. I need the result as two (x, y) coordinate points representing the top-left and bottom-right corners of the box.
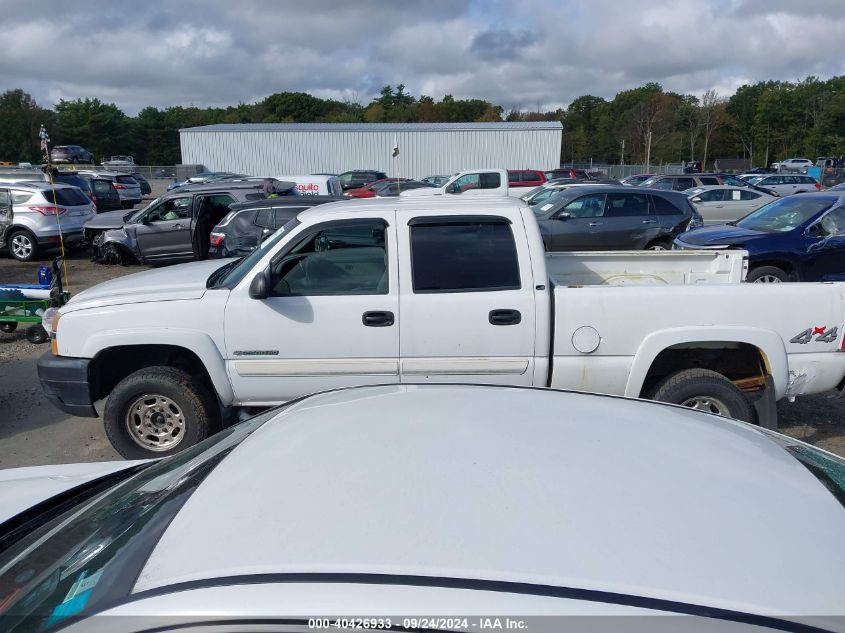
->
(345, 178), (411, 198)
(544, 168), (591, 180)
(508, 170), (547, 188)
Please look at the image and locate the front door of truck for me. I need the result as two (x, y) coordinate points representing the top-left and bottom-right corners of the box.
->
(397, 214), (537, 386)
(224, 215), (400, 405)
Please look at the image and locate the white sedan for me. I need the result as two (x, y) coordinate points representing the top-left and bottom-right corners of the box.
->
(0, 385), (843, 632)
(686, 185), (777, 224)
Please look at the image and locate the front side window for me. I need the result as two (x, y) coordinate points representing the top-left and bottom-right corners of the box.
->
(693, 190), (725, 202)
(270, 220), (387, 296)
(448, 172), (501, 193)
(674, 178), (696, 190)
(815, 208), (845, 237)
(699, 177), (720, 186)
(144, 196), (191, 222)
(563, 194), (606, 218)
(410, 219), (520, 293)
(739, 190), (760, 201)
(651, 178), (674, 190)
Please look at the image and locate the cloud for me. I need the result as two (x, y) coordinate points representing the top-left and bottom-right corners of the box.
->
(0, 0), (843, 115)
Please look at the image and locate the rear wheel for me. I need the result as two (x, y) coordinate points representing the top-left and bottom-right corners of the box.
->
(651, 368), (754, 422)
(0, 322), (17, 333)
(747, 265), (788, 283)
(8, 230), (39, 261)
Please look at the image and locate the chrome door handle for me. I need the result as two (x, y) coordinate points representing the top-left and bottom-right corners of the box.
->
(174, 224), (183, 229)
(641, 219), (658, 224)
(588, 222), (602, 227)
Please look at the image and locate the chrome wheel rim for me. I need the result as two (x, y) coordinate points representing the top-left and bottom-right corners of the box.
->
(753, 275), (782, 283)
(11, 234), (33, 259)
(647, 244), (668, 251)
(680, 396), (731, 416)
(125, 394), (186, 451)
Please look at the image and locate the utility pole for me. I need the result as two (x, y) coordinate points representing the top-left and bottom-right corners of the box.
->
(645, 132), (652, 172)
(620, 139), (625, 166)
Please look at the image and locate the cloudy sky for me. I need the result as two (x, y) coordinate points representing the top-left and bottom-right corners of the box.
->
(3, 0), (845, 115)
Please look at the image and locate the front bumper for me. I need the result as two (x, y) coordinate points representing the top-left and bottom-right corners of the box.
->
(36, 352), (98, 417)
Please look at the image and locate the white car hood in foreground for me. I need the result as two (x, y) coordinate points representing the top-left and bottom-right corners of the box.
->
(0, 461), (142, 523)
(134, 385), (845, 618)
(62, 259), (233, 312)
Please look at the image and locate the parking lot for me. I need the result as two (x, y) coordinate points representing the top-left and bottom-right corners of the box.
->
(1, 248), (844, 468)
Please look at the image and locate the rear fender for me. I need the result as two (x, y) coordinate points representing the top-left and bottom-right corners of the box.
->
(625, 326), (788, 399)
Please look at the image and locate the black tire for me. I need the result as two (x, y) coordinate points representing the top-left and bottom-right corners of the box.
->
(0, 322), (17, 333)
(25, 325), (49, 344)
(651, 368), (754, 422)
(645, 239), (671, 251)
(747, 265), (788, 283)
(104, 366), (218, 459)
(8, 229), (39, 262)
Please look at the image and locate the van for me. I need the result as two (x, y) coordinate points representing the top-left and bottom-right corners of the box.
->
(274, 174), (343, 197)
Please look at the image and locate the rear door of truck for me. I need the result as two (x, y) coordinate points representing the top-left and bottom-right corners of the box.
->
(397, 213), (538, 385)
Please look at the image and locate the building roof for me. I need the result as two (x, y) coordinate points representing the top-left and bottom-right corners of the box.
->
(180, 121), (563, 133)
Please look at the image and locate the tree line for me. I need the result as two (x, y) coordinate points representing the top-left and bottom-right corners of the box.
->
(1, 77), (843, 167)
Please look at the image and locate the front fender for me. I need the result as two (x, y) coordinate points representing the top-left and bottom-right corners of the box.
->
(83, 328), (234, 405)
(101, 227), (141, 260)
(624, 326), (789, 399)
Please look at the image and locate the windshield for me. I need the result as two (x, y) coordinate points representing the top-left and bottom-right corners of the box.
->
(0, 407), (278, 631)
(213, 217), (300, 288)
(735, 196), (835, 232)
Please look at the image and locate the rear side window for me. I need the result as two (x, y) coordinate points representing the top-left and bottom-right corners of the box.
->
(650, 195), (683, 215)
(48, 188), (90, 206)
(740, 190), (761, 200)
(116, 175), (138, 185)
(699, 177), (720, 186)
(674, 178), (696, 190)
(254, 209), (273, 228)
(410, 219), (520, 293)
(93, 180), (112, 194)
(604, 193), (649, 217)
(11, 190), (34, 204)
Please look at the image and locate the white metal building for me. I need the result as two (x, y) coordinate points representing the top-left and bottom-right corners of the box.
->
(179, 122), (563, 178)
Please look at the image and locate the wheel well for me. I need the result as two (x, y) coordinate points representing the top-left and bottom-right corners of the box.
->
(749, 260), (794, 276)
(91, 345), (216, 403)
(639, 342), (769, 397)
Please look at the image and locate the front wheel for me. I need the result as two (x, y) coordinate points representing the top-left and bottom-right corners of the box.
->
(645, 239), (671, 251)
(0, 322), (17, 333)
(26, 325), (49, 344)
(747, 265), (788, 283)
(650, 368), (754, 422)
(104, 366), (218, 459)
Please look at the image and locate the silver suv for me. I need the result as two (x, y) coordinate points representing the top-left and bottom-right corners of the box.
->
(0, 183), (95, 261)
(79, 171), (141, 208)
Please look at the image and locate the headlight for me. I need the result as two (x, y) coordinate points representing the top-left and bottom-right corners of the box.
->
(687, 214), (704, 230)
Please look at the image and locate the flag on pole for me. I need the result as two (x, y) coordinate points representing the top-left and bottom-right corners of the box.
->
(392, 134), (399, 158)
(39, 125), (50, 152)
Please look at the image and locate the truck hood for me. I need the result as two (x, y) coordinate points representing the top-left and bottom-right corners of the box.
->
(680, 224), (770, 246)
(0, 460), (145, 524)
(64, 259), (232, 311)
(84, 209), (137, 230)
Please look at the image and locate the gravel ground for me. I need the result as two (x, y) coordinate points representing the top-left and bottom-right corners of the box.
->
(1, 250), (844, 467)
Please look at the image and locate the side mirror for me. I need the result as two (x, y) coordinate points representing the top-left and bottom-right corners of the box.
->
(249, 268), (270, 300)
(691, 197), (702, 203)
(555, 212), (571, 221)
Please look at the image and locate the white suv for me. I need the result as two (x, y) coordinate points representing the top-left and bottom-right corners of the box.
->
(777, 158), (813, 173)
(0, 183), (95, 261)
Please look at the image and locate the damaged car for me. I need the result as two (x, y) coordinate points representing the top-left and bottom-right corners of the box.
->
(82, 181), (268, 264)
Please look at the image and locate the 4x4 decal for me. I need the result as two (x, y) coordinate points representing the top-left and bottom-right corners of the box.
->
(790, 326), (839, 344)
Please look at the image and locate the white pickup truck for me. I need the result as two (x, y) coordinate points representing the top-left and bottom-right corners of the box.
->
(39, 195), (845, 458)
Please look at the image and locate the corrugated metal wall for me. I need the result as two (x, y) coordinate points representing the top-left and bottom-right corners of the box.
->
(179, 125), (563, 178)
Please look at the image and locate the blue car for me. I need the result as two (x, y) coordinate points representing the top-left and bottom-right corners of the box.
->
(674, 192), (845, 282)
